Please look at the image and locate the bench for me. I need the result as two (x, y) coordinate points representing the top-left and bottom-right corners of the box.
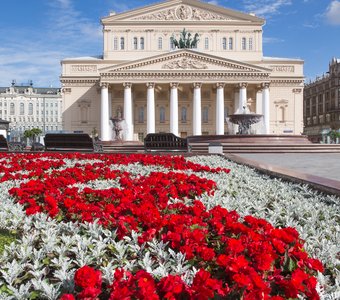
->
(0, 135), (9, 151)
(144, 133), (190, 152)
(44, 133), (103, 152)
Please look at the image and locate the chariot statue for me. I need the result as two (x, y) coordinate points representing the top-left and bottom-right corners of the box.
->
(171, 28), (199, 49)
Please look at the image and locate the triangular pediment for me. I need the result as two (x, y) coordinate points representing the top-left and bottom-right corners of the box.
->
(102, 0), (264, 24)
(99, 49), (271, 74)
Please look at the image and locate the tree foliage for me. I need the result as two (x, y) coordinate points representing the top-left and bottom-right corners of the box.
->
(23, 128), (43, 142)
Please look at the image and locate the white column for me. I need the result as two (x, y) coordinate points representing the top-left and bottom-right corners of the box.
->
(256, 89), (263, 115)
(108, 91), (113, 140)
(146, 82), (155, 134)
(216, 83), (225, 135)
(123, 82), (133, 141)
(193, 82), (202, 136)
(170, 82), (179, 136)
(262, 83), (270, 134)
(100, 83), (111, 141)
(234, 90), (239, 113)
(238, 83), (247, 112)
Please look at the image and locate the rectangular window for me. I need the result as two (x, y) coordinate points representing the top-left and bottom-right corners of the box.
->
(249, 37), (253, 50)
(10, 103), (14, 115)
(140, 37), (144, 50)
(222, 38), (227, 50)
(158, 37), (163, 50)
(113, 37), (118, 50)
(133, 37), (138, 50)
(242, 37), (247, 50)
(228, 37), (233, 50)
(204, 37), (209, 50)
(170, 38), (174, 50)
(120, 37), (125, 50)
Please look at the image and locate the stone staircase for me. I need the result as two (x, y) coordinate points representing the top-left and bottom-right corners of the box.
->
(102, 140), (340, 154)
(189, 142), (340, 154)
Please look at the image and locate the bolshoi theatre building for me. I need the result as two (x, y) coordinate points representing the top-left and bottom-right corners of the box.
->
(60, 0), (304, 142)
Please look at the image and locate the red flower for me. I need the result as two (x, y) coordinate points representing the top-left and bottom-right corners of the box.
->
(59, 294), (75, 300)
(74, 266), (102, 289)
(77, 287), (101, 300)
(157, 275), (188, 299)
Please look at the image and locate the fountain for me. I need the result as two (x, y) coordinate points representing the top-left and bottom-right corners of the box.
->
(227, 106), (263, 135)
(110, 118), (125, 141)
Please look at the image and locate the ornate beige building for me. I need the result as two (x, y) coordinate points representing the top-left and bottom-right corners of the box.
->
(304, 58), (340, 141)
(60, 0), (304, 141)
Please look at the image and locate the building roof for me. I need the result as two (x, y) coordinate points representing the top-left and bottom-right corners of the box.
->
(0, 85), (61, 95)
(62, 55), (103, 61)
(263, 56), (303, 62)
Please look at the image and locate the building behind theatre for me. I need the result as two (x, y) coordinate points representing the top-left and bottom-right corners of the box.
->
(60, 0), (304, 142)
(304, 58), (340, 142)
(0, 80), (63, 141)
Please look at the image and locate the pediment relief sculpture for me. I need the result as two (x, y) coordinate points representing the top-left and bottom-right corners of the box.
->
(162, 58), (208, 70)
(132, 5), (235, 21)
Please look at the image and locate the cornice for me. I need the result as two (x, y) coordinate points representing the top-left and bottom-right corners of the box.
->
(100, 71), (270, 82)
(60, 78), (100, 87)
(269, 79), (304, 87)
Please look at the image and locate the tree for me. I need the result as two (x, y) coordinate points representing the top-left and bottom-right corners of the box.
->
(24, 128), (43, 144)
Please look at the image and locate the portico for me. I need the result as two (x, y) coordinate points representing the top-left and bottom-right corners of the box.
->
(99, 49), (271, 141)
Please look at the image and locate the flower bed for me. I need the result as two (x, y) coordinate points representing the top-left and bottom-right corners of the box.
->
(0, 153), (338, 299)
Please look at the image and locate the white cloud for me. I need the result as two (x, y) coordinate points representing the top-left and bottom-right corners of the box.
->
(263, 37), (284, 44)
(0, 0), (102, 87)
(242, 0), (292, 17)
(206, 0), (219, 5)
(325, 0), (340, 25)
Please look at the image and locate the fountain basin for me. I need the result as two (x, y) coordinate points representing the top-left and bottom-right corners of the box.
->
(228, 113), (263, 135)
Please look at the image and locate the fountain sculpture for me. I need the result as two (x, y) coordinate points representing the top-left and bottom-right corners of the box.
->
(110, 118), (125, 141)
(228, 106), (263, 135)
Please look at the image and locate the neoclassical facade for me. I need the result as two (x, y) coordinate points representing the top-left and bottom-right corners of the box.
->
(61, 0), (304, 141)
(0, 81), (63, 141)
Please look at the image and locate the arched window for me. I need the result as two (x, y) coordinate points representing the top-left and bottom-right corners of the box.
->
(222, 37), (227, 50)
(242, 37), (247, 50)
(28, 103), (33, 115)
(133, 37), (138, 50)
(204, 37), (209, 50)
(249, 37), (253, 50)
(229, 37), (233, 50)
(140, 37), (145, 50)
(181, 107), (187, 123)
(120, 37), (125, 50)
(138, 106), (144, 123)
(202, 106), (209, 123)
(10, 103), (14, 115)
(158, 37), (163, 50)
(20, 103), (24, 115)
(160, 107), (165, 123)
(113, 37), (118, 50)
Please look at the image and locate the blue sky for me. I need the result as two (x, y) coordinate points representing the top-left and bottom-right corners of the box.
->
(0, 0), (339, 88)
